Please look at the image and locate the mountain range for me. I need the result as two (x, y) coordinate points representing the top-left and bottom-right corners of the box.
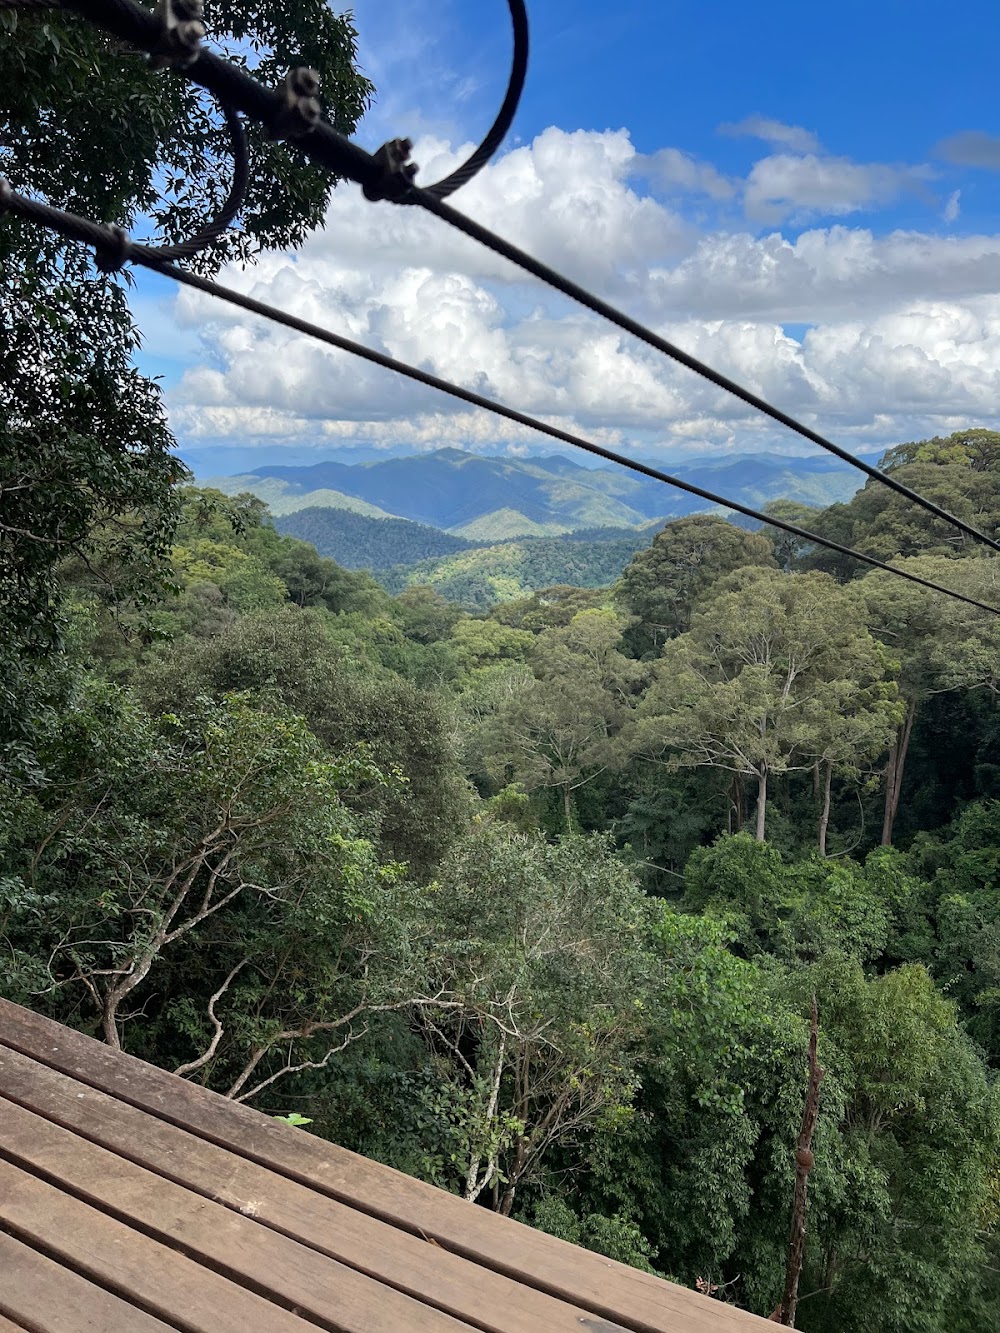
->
(207, 445), (871, 538)
(202, 446), (875, 607)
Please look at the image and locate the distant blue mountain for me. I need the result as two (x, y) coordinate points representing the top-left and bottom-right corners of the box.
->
(233, 446), (870, 536)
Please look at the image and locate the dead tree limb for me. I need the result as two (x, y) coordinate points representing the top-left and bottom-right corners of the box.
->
(776, 994), (825, 1327)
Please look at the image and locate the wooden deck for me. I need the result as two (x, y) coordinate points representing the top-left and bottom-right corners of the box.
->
(0, 999), (771, 1331)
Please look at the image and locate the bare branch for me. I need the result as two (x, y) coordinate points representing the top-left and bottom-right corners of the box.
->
(233, 1027), (366, 1104)
(173, 960), (248, 1078)
(777, 996), (826, 1327)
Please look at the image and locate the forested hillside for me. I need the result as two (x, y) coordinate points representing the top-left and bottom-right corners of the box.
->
(378, 530), (653, 607)
(4, 416), (1000, 1329)
(273, 505), (658, 607)
(275, 505), (478, 568)
(4, 11), (1000, 1325)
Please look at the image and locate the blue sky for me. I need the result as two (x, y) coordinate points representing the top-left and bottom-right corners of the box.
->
(134, 0), (1000, 476)
(365, 1), (982, 166)
(346, 0), (998, 229)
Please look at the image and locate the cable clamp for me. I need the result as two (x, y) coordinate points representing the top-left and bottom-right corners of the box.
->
(149, 0), (205, 71)
(270, 68), (322, 140)
(363, 138), (418, 202)
(94, 224), (133, 273)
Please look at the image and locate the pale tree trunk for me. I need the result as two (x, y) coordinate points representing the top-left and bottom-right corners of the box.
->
(464, 1032), (506, 1204)
(881, 701), (917, 847)
(755, 767), (768, 842)
(562, 782), (572, 832)
(101, 940), (164, 1048)
(818, 762), (833, 858)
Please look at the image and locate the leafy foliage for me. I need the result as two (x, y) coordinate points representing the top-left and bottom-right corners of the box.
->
(615, 514), (775, 654)
(4, 111), (1000, 1328)
(276, 507), (477, 568)
(0, 2), (373, 772)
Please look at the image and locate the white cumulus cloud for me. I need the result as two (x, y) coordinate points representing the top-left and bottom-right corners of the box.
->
(718, 115), (821, 155)
(160, 125), (1000, 460)
(744, 154), (934, 224)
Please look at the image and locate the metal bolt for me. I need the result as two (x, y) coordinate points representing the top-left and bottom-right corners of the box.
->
(290, 67), (321, 98)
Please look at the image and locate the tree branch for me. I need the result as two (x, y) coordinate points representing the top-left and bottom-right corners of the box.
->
(173, 959), (248, 1078)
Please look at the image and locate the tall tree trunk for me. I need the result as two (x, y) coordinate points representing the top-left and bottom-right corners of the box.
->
(755, 767), (768, 842)
(777, 997), (825, 1327)
(562, 782), (572, 832)
(881, 700), (917, 847)
(881, 737), (898, 847)
(818, 762), (832, 858)
(728, 775), (739, 834)
(498, 1136), (528, 1216)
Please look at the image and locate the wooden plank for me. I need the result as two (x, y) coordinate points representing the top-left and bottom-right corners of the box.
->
(0, 1048), (618, 1333)
(0, 1100), (476, 1333)
(0, 1000), (772, 1331)
(0, 1157), (335, 1333)
(0, 1228), (172, 1333)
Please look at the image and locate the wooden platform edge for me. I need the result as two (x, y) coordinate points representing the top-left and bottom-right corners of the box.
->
(0, 1045), (621, 1333)
(0, 998), (774, 1332)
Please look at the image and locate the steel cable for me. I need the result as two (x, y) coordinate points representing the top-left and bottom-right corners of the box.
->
(419, 0), (528, 200)
(49, 0), (1000, 561)
(2, 181), (997, 618)
(143, 99), (249, 263)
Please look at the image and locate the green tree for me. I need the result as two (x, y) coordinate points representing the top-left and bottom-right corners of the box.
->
(395, 586), (465, 644)
(0, 251), (183, 772)
(0, 685), (435, 1099)
(904, 801), (1000, 1062)
(491, 585), (609, 633)
(416, 826), (657, 1215)
(788, 958), (1000, 1333)
(854, 556), (1000, 844)
(634, 569), (899, 842)
(616, 515), (775, 655)
(806, 461), (1000, 579)
(575, 908), (809, 1308)
(449, 617), (534, 672)
(2, 3), (372, 263)
(762, 500), (822, 571)
(481, 610), (641, 828)
(138, 605), (471, 875)
(683, 834), (924, 967)
(1, 5), (373, 758)
(880, 428), (1000, 475)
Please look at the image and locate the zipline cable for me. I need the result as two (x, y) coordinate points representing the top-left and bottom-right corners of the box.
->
(48, 0), (1000, 559)
(144, 99), (249, 263)
(413, 183), (1000, 561)
(3, 180), (997, 618)
(419, 0), (528, 201)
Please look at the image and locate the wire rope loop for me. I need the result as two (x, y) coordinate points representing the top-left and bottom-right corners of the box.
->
(144, 98), (249, 263)
(367, 0), (528, 203)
